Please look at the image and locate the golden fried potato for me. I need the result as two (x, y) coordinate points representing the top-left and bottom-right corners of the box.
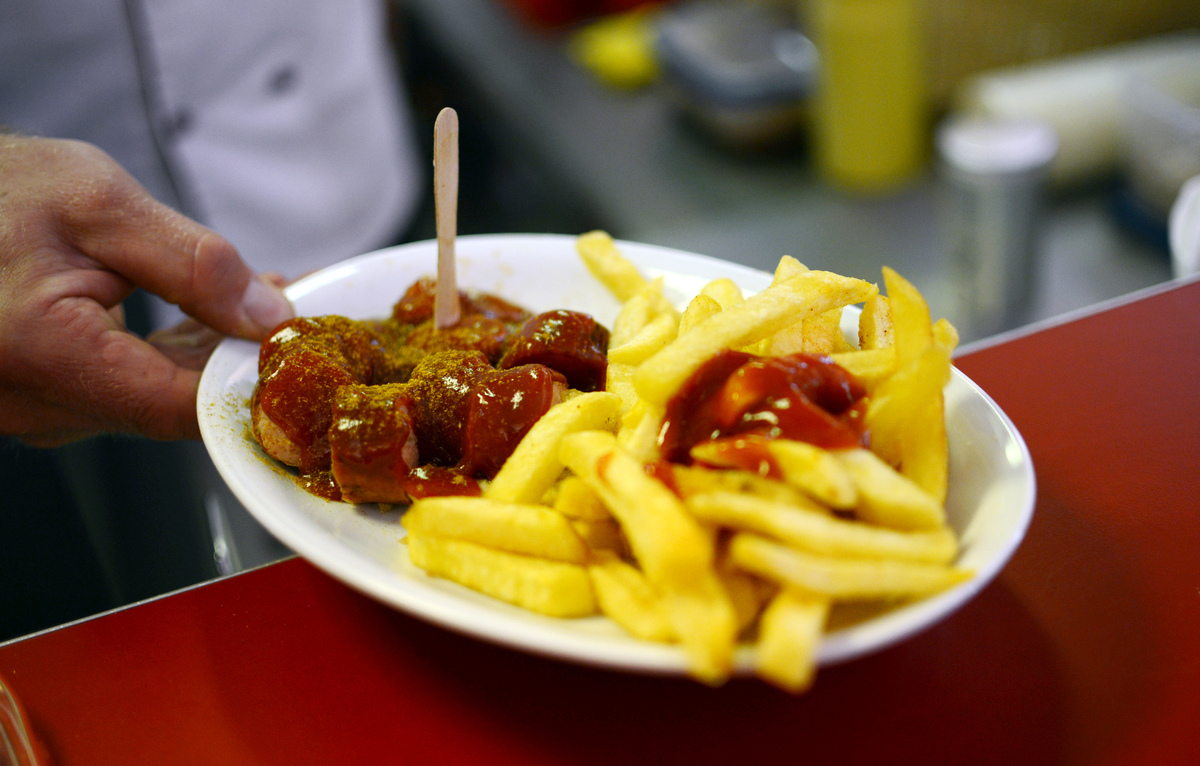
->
(588, 551), (675, 642)
(610, 276), (678, 347)
(560, 430), (738, 683)
(404, 496), (588, 564)
(864, 345), (952, 501)
(836, 448), (946, 531)
(883, 266), (933, 367)
(576, 230), (648, 302)
(687, 491), (957, 563)
(669, 463), (815, 506)
(755, 590), (829, 693)
(771, 255), (807, 283)
(678, 293), (722, 337)
(858, 293), (894, 350)
(688, 438), (856, 509)
(729, 533), (971, 600)
(552, 474), (611, 521)
(699, 277), (745, 310)
(614, 400), (664, 464)
(407, 534), (597, 617)
(571, 517), (626, 555)
(829, 347), (896, 392)
(608, 312), (678, 365)
(605, 362), (639, 415)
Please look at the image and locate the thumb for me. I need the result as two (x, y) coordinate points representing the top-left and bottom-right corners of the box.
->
(51, 141), (294, 338)
(166, 231), (297, 339)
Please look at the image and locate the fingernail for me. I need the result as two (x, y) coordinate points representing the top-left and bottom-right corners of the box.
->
(241, 277), (293, 333)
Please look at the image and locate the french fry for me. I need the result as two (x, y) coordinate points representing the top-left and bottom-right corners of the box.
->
(772, 255), (807, 283)
(729, 533), (971, 600)
(406, 533), (597, 617)
(835, 448), (945, 530)
(576, 230), (648, 302)
(609, 280), (658, 346)
(804, 308), (855, 355)
(552, 474), (611, 521)
(765, 307), (851, 357)
(609, 276), (678, 347)
(634, 271), (877, 406)
(588, 551), (675, 642)
(883, 266), (933, 367)
(686, 491), (957, 564)
(559, 432), (718, 589)
(571, 517), (626, 555)
(898, 395), (951, 505)
(865, 344), (952, 499)
(614, 400), (664, 464)
(605, 362), (639, 415)
(765, 259), (854, 356)
(755, 258), (811, 355)
(699, 277), (745, 310)
(870, 267), (951, 501)
(763, 320), (804, 356)
(485, 391), (621, 504)
(829, 347), (895, 391)
(764, 439), (859, 510)
(933, 316), (959, 354)
(560, 430), (738, 683)
(678, 293), (722, 336)
(608, 312), (678, 365)
(404, 496), (589, 564)
(716, 550), (774, 634)
(755, 590), (829, 693)
(858, 293), (894, 350)
(688, 438), (857, 509)
(669, 464), (816, 507)
(665, 576), (741, 685)
(866, 345), (950, 451)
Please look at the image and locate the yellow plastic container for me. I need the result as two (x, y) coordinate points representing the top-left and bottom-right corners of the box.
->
(810, 0), (928, 192)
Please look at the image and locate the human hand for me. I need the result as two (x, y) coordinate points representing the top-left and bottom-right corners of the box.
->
(0, 135), (294, 445)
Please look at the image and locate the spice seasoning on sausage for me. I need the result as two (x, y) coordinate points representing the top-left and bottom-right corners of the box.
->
(251, 277), (610, 505)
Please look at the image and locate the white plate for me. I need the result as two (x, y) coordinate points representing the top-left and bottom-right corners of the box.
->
(198, 233), (1035, 674)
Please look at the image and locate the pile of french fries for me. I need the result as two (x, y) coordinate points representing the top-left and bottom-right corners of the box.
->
(403, 231), (970, 691)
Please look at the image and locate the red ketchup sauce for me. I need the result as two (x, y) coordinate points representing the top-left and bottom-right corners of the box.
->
(659, 350), (869, 469)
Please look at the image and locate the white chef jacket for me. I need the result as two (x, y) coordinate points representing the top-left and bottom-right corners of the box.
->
(0, 0), (422, 286)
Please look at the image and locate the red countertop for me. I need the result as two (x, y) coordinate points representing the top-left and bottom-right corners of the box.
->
(3, 278), (1198, 765)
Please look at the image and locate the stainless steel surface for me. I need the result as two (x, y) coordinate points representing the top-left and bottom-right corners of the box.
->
(402, 0), (1173, 344)
(936, 119), (1059, 338)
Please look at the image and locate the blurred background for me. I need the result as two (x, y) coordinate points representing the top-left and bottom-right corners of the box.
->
(397, 0), (1199, 342)
(4, 0), (1198, 642)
